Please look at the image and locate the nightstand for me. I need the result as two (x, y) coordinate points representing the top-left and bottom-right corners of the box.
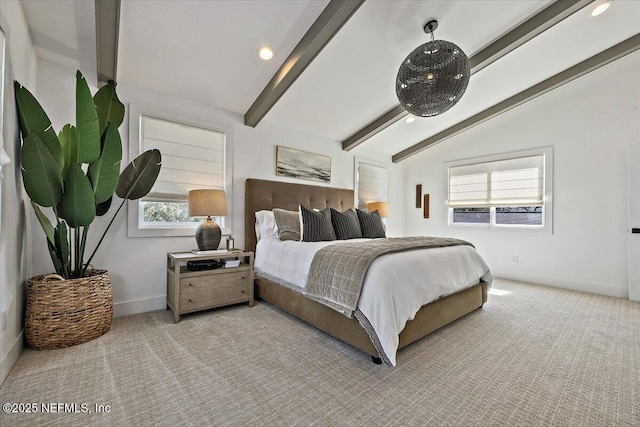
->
(166, 251), (254, 323)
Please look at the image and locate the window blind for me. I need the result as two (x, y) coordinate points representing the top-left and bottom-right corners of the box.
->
(448, 155), (543, 207)
(358, 163), (387, 210)
(141, 116), (225, 202)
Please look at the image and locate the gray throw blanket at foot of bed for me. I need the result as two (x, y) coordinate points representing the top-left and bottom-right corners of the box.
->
(303, 236), (474, 317)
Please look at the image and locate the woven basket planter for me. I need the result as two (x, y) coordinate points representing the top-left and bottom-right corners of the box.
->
(25, 270), (113, 350)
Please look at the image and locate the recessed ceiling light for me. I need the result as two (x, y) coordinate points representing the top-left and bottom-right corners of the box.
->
(591, 1), (611, 17)
(258, 46), (275, 60)
(405, 116), (415, 124)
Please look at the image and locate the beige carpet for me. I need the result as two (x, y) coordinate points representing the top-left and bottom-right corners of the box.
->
(1, 279), (639, 427)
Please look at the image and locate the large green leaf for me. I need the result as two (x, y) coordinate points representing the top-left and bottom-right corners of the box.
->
(75, 71), (101, 163)
(31, 201), (55, 244)
(58, 125), (77, 179)
(58, 164), (96, 228)
(47, 240), (64, 277)
(94, 80), (124, 135)
(21, 134), (64, 207)
(96, 196), (113, 217)
(116, 149), (162, 200)
(14, 81), (64, 169)
(54, 222), (70, 278)
(88, 122), (122, 203)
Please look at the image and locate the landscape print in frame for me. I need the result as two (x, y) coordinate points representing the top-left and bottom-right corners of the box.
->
(276, 146), (331, 183)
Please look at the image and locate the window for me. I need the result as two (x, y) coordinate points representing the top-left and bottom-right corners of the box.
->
(355, 157), (388, 210)
(139, 116), (226, 228)
(127, 107), (233, 238)
(446, 147), (553, 231)
(452, 208), (490, 224)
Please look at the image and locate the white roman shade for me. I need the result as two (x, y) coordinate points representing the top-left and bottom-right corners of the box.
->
(141, 116), (225, 202)
(357, 163), (387, 210)
(448, 155), (543, 207)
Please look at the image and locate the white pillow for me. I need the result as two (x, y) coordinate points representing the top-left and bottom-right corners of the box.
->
(255, 210), (278, 242)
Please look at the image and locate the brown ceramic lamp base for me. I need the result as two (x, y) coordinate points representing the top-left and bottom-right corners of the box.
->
(195, 217), (222, 250)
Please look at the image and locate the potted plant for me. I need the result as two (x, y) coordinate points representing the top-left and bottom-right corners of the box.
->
(15, 71), (161, 350)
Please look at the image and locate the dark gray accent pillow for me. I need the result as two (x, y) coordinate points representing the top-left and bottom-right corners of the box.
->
(356, 209), (386, 238)
(300, 205), (336, 242)
(330, 208), (362, 240)
(273, 208), (300, 241)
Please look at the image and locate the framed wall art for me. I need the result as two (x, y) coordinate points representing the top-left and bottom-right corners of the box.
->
(276, 146), (331, 183)
(423, 194), (430, 218)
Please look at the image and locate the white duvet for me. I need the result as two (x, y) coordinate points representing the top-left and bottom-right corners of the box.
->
(255, 237), (493, 366)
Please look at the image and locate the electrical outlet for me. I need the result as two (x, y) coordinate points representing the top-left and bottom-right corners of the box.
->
(512, 256), (518, 264)
(0, 311), (6, 332)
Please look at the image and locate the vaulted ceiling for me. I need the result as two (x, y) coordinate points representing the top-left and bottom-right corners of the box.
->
(20, 0), (640, 161)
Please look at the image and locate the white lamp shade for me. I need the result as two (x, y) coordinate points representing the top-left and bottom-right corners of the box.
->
(367, 202), (389, 218)
(188, 189), (227, 217)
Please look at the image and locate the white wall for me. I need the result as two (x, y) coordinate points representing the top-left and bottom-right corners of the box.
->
(29, 58), (404, 318)
(0, 0), (38, 384)
(403, 51), (640, 298)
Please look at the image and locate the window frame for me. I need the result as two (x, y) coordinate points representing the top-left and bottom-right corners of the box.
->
(444, 146), (553, 234)
(354, 156), (389, 211)
(448, 206), (544, 228)
(127, 105), (233, 238)
(137, 200), (211, 230)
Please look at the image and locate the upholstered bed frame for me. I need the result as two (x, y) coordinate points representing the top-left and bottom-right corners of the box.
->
(245, 178), (488, 363)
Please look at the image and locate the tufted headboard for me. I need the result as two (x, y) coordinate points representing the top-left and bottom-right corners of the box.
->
(244, 179), (355, 253)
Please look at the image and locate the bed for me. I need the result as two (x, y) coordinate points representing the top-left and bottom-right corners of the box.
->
(244, 178), (491, 366)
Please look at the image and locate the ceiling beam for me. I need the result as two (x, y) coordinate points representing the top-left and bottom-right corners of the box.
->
(95, 0), (121, 85)
(392, 33), (640, 163)
(342, 0), (594, 151)
(244, 0), (364, 128)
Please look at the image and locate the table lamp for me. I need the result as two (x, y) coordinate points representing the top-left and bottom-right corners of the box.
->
(188, 189), (228, 250)
(367, 201), (389, 218)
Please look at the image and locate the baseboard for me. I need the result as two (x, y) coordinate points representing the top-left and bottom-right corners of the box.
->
(1, 331), (24, 386)
(492, 270), (629, 299)
(113, 295), (166, 318)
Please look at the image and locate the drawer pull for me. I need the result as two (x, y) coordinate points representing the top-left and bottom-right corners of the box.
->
(188, 299), (193, 302)
(241, 276), (246, 280)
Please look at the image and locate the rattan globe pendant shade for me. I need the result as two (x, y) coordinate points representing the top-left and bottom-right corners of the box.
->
(396, 20), (470, 117)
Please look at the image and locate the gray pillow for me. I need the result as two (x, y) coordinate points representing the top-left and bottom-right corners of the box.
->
(273, 208), (300, 241)
(356, 209), (386, 238)
(330, 208), (362, 240)
(300, 205), (336, 242)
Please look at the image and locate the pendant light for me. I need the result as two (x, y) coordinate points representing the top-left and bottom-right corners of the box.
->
(396, 20), (470, 117)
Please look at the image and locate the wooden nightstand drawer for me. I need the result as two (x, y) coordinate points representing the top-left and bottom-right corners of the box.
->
(180, 287), (250, 312)
(181, 269), (250, 291)
(180, 271), (251, 312)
